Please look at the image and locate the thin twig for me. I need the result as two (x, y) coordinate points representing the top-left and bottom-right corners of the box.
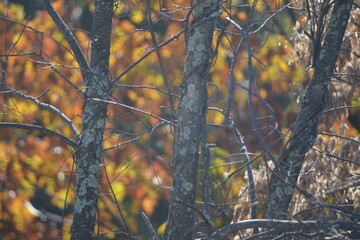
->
(103, 136), (141, 152)
(146, 0), (176, 124)
(101, 157), (131, 235)
(114, 84), (180, 98)
(4, 85), (79, 140)
(141, 212), (159, 240)
(208, 107), (257, 226)
(42, 0), (90, 77)
(322, 105), (360, 114)
(207, 219), (360, 240)
(91, 98), (172, 125)
(61, 159), (75, 239)
(319, 132), (360, 144)
(201, 111), (217, 233)
(326, 178), (360, 195)
(0, 16), (43, 34)
(225, 36), (244, 119)
(111, 30), (184, 83)
(34, 52), (84, 94)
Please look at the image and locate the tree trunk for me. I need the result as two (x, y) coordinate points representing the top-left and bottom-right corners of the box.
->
(70, 0), (114, 239)
(164, 1), (220, 239)
(265, 0), (354, 219)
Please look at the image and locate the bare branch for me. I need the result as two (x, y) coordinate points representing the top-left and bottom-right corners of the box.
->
(209, 107), (257, 224)
(111, 30), (184, 83)
(319, 132), (360, 144)
(322, 105), (360, 114)
(101, 160), (131, 235)
(146, 0), (176, 123)
(250, 2), (292, 34)
(91, 98), (172, 125)
(201, 121), (217, 233)
(4, 85), (79, 140)
(224, 32), (244, 119)
(207, 219), (360, 239)
(102, 136), (141, 152)
(326, 178), (360, 195)
(141, 212), (159, 240)
(0, 122), (78, 148)
(226, 17), (280, 160)
(42, 0), (90, 73)
(34, 53), (84, 94)
(0, 15), (43, 34)
(114, 84), (180, 98)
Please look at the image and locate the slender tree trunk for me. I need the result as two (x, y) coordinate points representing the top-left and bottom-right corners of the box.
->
(70, 0), (114, 239)
(265, 0), (354, 219)
(164, 1), (220, 239)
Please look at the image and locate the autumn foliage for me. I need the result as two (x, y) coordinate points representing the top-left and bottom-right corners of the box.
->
(0, 0), (359, 239)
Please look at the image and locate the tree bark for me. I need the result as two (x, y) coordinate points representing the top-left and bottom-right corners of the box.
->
(265, 0), (354, 219)
(164, 1), (220, 239)
(70, 0), (114, 239)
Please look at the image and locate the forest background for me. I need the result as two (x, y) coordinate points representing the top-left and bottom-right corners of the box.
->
(0, 0), (359, 239)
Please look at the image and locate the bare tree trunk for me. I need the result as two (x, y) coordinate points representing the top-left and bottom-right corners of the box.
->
(265, 0), (354, 219)
(70, 0), (114, 239)
(164, 1), (220, 239)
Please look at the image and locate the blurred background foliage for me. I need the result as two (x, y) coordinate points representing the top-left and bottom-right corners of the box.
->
(0, 0), (358, 239)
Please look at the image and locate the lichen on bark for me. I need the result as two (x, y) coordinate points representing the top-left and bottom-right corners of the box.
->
(164, 1), (220, 239)
(70, 1), (114, 239)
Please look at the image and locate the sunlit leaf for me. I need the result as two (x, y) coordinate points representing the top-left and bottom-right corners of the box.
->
(157, 222), (166, 234)
(110, 181), (126, 202)
(131, 10), (144, 25)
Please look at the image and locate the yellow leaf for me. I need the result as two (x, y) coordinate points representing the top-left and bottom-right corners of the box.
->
(161, 48), (171, 59)
(157, 222), (167, 234)
(128, 90), (138, 101)
(131, 10), (144, 24)
(215, 217), (223, 228)
(212, 111), (224, 125)
(259, 88), (267, 99)
(110, 181), (125, 202)
(149, 90), (161, 101)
